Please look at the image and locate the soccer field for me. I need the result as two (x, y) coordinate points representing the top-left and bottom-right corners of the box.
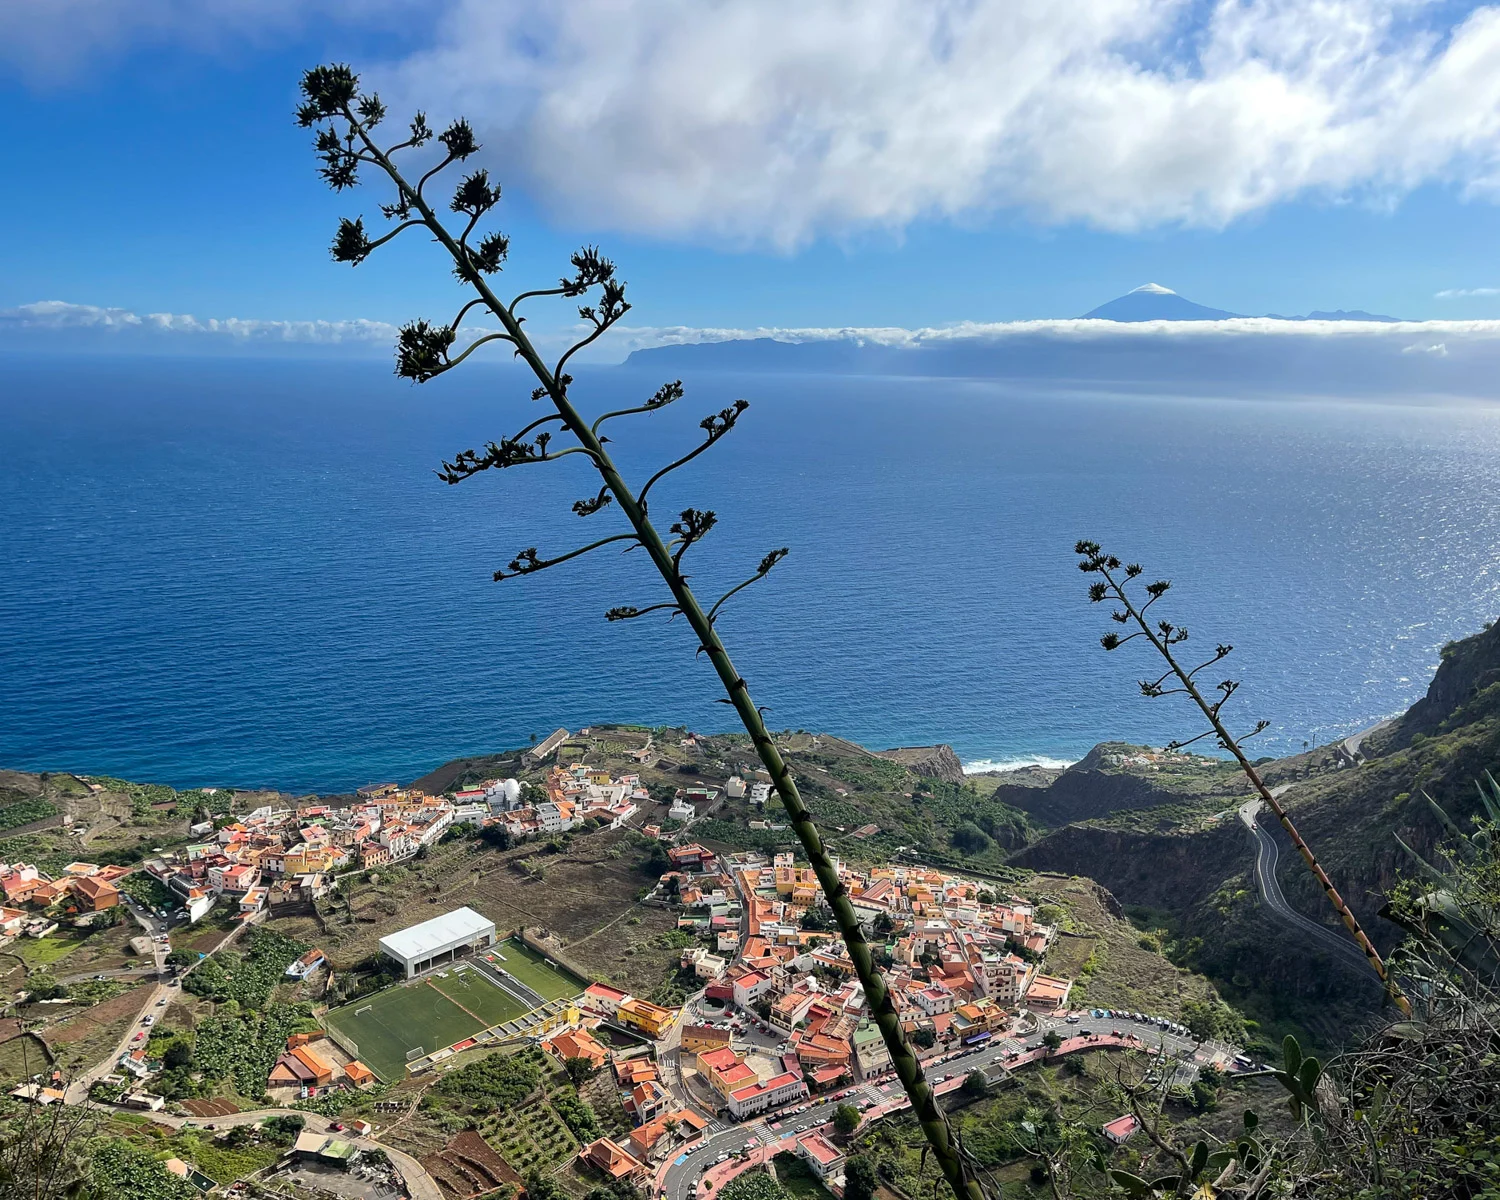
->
(323, 941), (585, 1081)
(325, 980), (481, 1081)
(486, 937), (585, 1002)
(428, 966), (531, 1028)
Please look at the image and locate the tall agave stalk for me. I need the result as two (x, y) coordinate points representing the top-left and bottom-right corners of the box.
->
(1073, 541), (1413, 1017)
(296, 65), (984, 1200)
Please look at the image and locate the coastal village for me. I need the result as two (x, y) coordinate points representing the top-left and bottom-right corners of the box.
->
(0, 734), (1236, 1200)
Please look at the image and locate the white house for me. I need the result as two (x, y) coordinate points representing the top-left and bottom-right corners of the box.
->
(914, 985), (955, 1016)
(797, 1134), (846, 1180)
(727, 1071), (807, 1119)
(731, 970), (774, 1009)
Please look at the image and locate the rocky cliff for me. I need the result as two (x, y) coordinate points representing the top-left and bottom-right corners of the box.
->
(874, 743), (966, 785)
(991, 742), (1248, 827)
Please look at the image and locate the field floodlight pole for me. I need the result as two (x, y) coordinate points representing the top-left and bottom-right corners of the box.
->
(1074, 540), (1412, 1018)
(297, 65), (985, 1200)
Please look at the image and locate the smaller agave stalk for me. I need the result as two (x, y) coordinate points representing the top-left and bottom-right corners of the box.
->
(1073, 540), (1412, 1017)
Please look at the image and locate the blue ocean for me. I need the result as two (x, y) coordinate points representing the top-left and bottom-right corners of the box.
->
(3, 352), (1499, 793)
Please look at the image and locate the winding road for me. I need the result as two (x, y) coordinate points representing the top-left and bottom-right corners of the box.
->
(1238, 796), (1372, 975)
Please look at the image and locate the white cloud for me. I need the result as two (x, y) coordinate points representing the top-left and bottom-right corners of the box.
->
(376, 0), (1500, 246)
(0, 300), (398, 344)
(12, 1), (1500, 245)
(15, 299), (1500, 369)
(613, 316), (1500, 353)
(1435, 286), (1500, 297)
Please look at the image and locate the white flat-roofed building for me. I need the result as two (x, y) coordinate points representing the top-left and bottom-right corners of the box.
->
(378, 906), (497, 979)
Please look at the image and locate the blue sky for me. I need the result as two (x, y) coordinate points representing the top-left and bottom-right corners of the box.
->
(5, 0), (1500, 345)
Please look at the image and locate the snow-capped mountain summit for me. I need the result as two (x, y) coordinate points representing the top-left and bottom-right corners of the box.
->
(1081, 285), (1402, 323)
(1081, 284), (1242, 321)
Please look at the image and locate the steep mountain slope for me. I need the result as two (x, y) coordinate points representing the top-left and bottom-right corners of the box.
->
(1012, 619), (1500, 1042)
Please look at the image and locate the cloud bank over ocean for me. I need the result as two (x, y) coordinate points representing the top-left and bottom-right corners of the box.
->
(10, 298), (1500, 400)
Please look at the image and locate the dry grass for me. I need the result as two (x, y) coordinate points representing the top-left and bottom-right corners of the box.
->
(40, 982), (149, 1073)
(1030, 873), (1215, 1019)
(273, 830), (678, 996)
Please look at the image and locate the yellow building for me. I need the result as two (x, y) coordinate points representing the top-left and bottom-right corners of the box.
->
(681, 1024), (733, 1055)
(616, 997), (679, 1040)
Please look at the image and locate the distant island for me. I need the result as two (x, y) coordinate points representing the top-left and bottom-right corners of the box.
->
(617, 283), (1500, 397)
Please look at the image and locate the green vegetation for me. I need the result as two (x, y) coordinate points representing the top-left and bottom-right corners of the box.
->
(774, 1157), (835, 1200)
(14, 936), (83, 969)
(0, 798), (60, 833)
(435, 1046), (543, 1109)
(188, 1003), (318, 1097)
(88, 777), (183, 825)
(479, 1091), (580, 1173)
(182, 928), (309, 1008)
(1180, 997), (1247, 1044)
(118, 872), (175, 912)
(86, 1139), (197, 1200)
(720, 1171), (791, 1200)
(552, 1087), (599, 1139)
(166, 1128), (283, 1185)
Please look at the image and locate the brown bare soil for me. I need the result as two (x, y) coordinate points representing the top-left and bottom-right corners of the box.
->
(42, 983), (148, 1046)
(273, 830), (679, 996)
(180, 1097), (243, 1117)
(421, 1130), (522, 1200)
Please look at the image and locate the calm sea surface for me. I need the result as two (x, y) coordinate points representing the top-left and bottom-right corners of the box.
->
(3, 353), (1499, 793)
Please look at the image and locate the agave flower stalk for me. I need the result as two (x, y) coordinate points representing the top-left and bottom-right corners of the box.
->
(297, 64), (984, 1200)
(1074, 540), (1412, 1018)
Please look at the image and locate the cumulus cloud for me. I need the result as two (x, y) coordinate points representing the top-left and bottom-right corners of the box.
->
(1436, 286), (1500, 297)
(13, 1), (1500, 244)
(376, 0), (1500, 246)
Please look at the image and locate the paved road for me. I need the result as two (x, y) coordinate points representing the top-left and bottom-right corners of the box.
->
(1238, 798), (1371, 975)
(64, 893), (175, 1103)
(657, 1011), (1224, 1200)
(1341, 720), (1391, 765)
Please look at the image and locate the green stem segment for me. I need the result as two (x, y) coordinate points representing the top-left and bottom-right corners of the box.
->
(345, 112), (984, 1200)
(1097, 562), (1412, 1019)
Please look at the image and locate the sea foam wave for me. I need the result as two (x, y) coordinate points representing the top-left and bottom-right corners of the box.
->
(962, 755), (1076, 774)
